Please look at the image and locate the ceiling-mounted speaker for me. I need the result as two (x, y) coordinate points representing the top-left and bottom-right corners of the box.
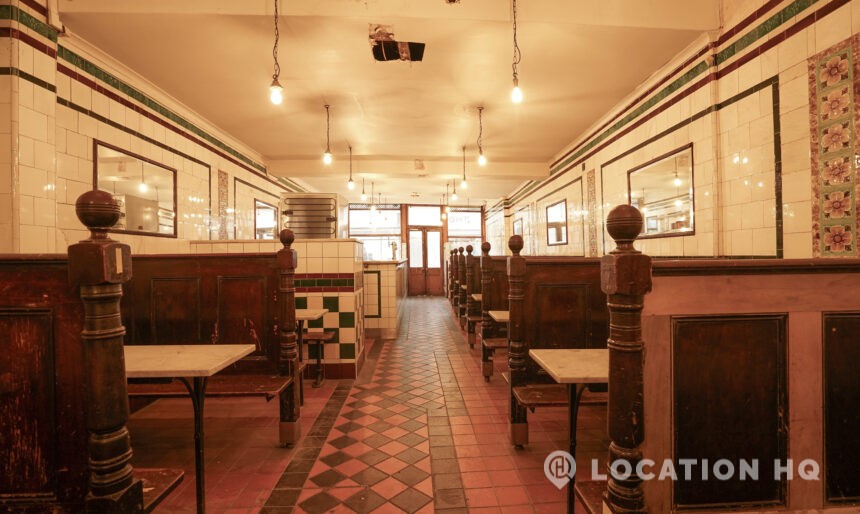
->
(372, 40), (425, 62)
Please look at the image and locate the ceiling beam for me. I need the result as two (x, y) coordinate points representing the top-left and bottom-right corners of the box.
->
(266, 158), (549, 181)
(59, 0), (720, 31)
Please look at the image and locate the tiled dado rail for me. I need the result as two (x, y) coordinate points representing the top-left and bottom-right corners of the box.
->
(190, 239), (366, 379)
(363, 260), (408, 339)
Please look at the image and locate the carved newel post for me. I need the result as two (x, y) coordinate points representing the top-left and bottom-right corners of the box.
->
(276, 229), (300, 445)
(479, 242), (492, 358)
(67, 190), (143, 513)
(450, 249), (459, 307)
(457, 247), (466, 320)
(601, 205), (651, 513)
(507, 235), (528, 447)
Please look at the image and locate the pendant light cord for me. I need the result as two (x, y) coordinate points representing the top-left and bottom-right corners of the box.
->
(272, 0), (280, 81)
(477, 107), (484, 154)
(511, 0), (521, 81)
(325, 104), (331, 152)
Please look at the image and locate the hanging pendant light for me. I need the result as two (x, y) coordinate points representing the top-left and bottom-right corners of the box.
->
(347, 146), (355, 190)
(137, 161), (148, 193)
(510, 0), (523, 103)
(370, 182), (376, 213)
(360, 178), (367, 202)
(322, 105), (333, 165)
(441, 194), (448, 220)
(476, 107), (487, 167)
(268, 0), (283, 105)
(451, 181), (458, 202)
(461, 146), (469, 189)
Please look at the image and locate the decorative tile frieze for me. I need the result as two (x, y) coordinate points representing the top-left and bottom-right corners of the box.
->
(810, 35), (859, 257)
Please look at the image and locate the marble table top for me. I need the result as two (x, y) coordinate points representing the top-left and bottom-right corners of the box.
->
(296, 309), (328, 321)
(488, 310), (510, 323)
(529, 349), (609, 384)
(471, 293), (483, 302)
(125, 344), (255, 378)
(460, 285), (467, 290)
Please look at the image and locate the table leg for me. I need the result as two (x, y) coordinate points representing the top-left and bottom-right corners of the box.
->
(568, 383), (587, 514)
(180, 376), (209, 514)
(297, 320), (305, 402)
(313, 339), (324, 388)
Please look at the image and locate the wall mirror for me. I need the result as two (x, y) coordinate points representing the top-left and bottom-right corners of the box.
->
(628, 144), (694, 238)
(94, 141), (177, 237)
(254, 200), (277, 240)
(546, 200), (568, 245)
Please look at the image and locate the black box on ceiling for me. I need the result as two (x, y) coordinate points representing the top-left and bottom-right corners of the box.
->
(372, 40), (426, 62)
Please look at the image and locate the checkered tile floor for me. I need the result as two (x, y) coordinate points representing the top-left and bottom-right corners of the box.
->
(131, 297), (609, 513)
(263, 297), (609, 513)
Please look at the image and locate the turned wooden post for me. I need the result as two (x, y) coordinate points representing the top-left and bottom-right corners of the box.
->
(507, 235), (528, 447)
(449, 249), (457, 303)
(450, 249), (459, 308)
(276, 229), (300, 445)
(67, 190), (143, 513)
(479, 242), (493, 351)
(601, 205), (651, 513)
(463, 245), (474, 311)
(457, 247), (467, 321)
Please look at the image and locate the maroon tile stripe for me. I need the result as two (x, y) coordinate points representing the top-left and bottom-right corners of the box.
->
(19, 0), (48, 18)
(0, 26), (56, 58)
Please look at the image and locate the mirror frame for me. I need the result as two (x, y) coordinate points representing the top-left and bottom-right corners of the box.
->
(93, 140), (178, 238)
(545, 199), (569, 246)
(627, 143), (695, 239)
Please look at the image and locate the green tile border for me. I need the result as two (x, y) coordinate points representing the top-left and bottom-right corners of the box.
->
(548, 0), (822, 177)
(0, 4), (307, 193)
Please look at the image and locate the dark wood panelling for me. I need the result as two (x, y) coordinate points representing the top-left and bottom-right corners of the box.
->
(673, 315), (787, 509)
(0, 258), (87, 511)
(216, 276), (267, 351)
(530, 284), (590, 378)
(128, 255), (281, 372)
(0, 310), (56, 498)
(151, 277), (201, 344)
(823, 312), (860, 503)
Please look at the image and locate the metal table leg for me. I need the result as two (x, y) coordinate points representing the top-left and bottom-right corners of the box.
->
(568, 383), (587, 514)
(297, 320), (305, 400)
(179, 376), (209, 514)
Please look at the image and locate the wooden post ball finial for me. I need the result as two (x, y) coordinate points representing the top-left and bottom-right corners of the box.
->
(606, 204), (643, 251)
(466, 245), (473, 255)
(279, 228), (295, 248)
(481, 241), (491, 255)
(458, 247), (464, 255)
(76, 189), (120, 237)
(508, 235), (524, 256)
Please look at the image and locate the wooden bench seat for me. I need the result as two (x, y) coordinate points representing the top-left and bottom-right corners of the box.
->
(135, 468), (184, 513)
(481, 336), (507, 381)
(574, 480), (607, 514)
(127, 374), (292, 401)
(512, 384), (568, 410)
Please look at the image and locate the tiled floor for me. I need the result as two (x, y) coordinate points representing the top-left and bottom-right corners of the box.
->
(129, 297), (609, 513)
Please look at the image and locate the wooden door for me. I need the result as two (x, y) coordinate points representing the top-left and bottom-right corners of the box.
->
(407, 228), (443, 295)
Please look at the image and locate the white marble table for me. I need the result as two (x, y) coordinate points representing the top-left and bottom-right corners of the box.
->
(529, 349), (609, 514)
(488, 310), (510, 323)
(471, 293), (483, 302)
(125, 344), (254, 514)
(296, 309), (328, 387)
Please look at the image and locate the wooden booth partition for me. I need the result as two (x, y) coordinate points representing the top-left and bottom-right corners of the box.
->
(0, 255), (90, 511)
(478, 242), (509, 380)
(640, 259), (860, 513)
(123, 253), (283, 373)
(506, 236), (608, 446)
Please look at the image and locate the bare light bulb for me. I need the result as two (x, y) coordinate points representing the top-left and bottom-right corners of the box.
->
(360, 192), (368, 202)
(461, 179), (468, 190)
(347, 178), (355, 190)
(445, 205), (451, 213)
(323, 151), (333, 165)
(441, 212), (447, 220)
(477, 153), (487, 166)
(451, 191), (458, 201)
(138, 182), (148, 193)
(370, 204), (377, 213)
(269, 80), (283, 105)
(511, 84), (523, 104)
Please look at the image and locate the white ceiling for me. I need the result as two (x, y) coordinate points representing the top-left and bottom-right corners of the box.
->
(59, 0), (719, 206)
